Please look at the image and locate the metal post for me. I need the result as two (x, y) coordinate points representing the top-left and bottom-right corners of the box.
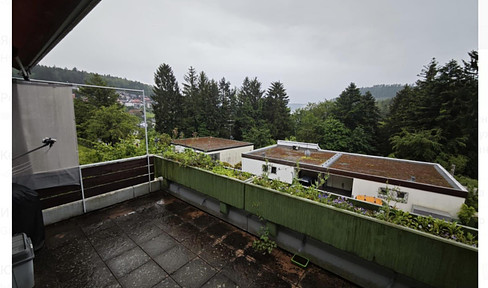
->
(142, 90), (152, 192)
(79, 166), (86, 213)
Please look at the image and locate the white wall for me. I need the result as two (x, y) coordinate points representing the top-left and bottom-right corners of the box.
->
(242, 158), (295, 183)
(174, 145), (186, 153)
(219, 146), (254, 166)
(351, 178), (465, 217)
(174, 145), (253, 166)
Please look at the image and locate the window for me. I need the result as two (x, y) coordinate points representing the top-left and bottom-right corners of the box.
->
(377, 187), (408, 204)
(262, 164), (268, 173)
(271, 166), (277, 174)
(210, 153), (220, 161)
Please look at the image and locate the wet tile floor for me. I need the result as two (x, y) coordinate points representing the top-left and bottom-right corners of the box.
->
(34, 190), (359, 288)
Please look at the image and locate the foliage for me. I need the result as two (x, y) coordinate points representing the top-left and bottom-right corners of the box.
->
(83, 104), (141, 145)
(384, 52), (478, 178)
(458, 204), (476, 226)
(26, 65), (153, 96)
(455, 176), (478, 189)
(78, 136), (145, 164)
(358, 84), (405, 100)
(251, 173), (477, 246)
(162, 149), (253, 180)
(151, 63), (183, 134)
(242, 125), (275, 149)
(389, 129), (443, 162)
(252, 226), (277, 255)
(77, 74), (119, 108)
(78, 129), (173, 165)
(161, 152), (478, 247)
(262, 81), (292, 140)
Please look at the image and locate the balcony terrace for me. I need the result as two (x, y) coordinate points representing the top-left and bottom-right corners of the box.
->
(29, 155), (477, 288)
(34, 190), (356, 288)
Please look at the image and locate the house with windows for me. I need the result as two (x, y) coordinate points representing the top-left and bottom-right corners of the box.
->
(171, 137), (253, 166)
(242, 140), (467, 220)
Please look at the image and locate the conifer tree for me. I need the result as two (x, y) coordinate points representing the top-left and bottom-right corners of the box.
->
(234, 77), (264, 140)
(182, 66), (199, 136)
(151, 63), (182, 134)
(262, 81), (292, 140)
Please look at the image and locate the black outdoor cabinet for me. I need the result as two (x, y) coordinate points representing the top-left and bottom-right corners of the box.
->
(12, 183), (45, 251)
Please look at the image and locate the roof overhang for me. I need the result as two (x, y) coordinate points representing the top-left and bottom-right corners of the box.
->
(12, 0), (101, 77)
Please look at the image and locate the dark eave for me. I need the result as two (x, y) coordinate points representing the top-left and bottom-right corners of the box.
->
(12, 0), (101, 75)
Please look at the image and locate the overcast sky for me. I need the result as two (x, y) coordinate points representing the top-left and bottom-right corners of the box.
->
(40, 0), (478, 103)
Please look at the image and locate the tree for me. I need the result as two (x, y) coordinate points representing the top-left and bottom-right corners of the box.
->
(78, 73), (119, 108)
(74, 73), (121, 140)
(242, 126), (275, 148)
(217, 77), (236, 138)
(332, 83), (363, 130)
(151, 63), (183, 134)
(384, 52), (478, 178)
(182, 66), (200, 135)
(234, 77), (265, 140)
(318, 118), (351, 151)
(84, 104), (141, 145)
(389, 129), (443, 162)
(332, 83), (379, 154)
(262, 81), (292, 141)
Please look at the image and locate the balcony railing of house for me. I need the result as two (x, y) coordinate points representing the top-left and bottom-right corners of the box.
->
(38, 155), (157, 224)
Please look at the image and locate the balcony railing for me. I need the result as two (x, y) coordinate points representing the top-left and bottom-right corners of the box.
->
(37, 155), (154, 210)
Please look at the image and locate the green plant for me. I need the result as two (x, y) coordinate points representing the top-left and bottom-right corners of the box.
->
(458, 203), (476, 225)
(252, 226), (277, 255)
(161, 154), (479, 247)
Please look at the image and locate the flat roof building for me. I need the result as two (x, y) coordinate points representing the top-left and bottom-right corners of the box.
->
(172, 137), (253, 166)
(242, 140), (467, 220)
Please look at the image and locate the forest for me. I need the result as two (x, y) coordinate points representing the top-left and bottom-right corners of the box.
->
(12, 64), (154, 97)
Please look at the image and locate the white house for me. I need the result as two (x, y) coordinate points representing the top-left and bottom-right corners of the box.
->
(172, 137), (254, 166)
(242, 140), (467, 220)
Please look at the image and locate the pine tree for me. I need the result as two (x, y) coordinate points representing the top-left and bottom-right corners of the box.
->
(151, 64), (183, 134)
(78, 73), (119, 108)
(182, 66), (200, 136)
(234, 77), (264, 140)
(218, 78), (236, 138)
(262, 81), (292, 140)
(333, 83), (363, 130)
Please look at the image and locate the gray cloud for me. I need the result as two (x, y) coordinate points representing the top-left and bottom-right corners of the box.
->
(41, 0), (477, 103)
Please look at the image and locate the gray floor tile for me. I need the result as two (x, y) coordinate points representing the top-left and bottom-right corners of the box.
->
(119, 260), (167, 288)
(126, 222), (164, 244)
(172, 258), (217, 288)
(152, 277), (182, 288)
(107, 246), (151, 278)
(199, 242), (235, 269)
(89, 226), (137, 261)
(201, 272), (239, 288)
(153, 244), (196, 274)
(62, 262), (118, 288)
(140, 233), (177, 257)
(221, 256), (261, 288)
